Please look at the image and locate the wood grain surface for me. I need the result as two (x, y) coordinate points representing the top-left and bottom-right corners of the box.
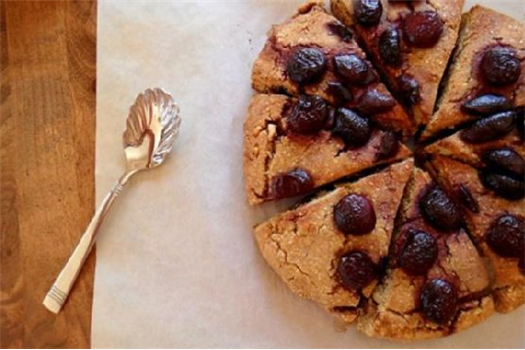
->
(1, 1), (97, 348)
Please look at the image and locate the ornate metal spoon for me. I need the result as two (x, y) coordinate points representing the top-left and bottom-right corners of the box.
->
(43, 88), (181, 314)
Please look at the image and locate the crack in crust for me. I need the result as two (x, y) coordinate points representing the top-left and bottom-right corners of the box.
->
(254, 160), (413, 325)
(359, 294), (494, 340)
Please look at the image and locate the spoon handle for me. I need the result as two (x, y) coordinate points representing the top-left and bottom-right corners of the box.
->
(43, 171), (136, 314)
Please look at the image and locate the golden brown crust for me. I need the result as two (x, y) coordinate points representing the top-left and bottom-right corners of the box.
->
(453, 296), (495, 333)
(427, 156), (525, 313)
(493, 285), (525, 313)
(243, 94), (287, 205)
(251, 2), (414, 135)
(424, 128), (525, 168)
(243, 94), (412, 205)
(254, 160), (414, 323)
(357, 298), (447, 340)
(357, 167), (494, 340)
(331, 0), (465, 127)
(423, 5), (525, 139)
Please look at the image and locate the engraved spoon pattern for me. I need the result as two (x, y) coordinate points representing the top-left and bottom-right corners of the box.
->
(43, 88), (181, 314)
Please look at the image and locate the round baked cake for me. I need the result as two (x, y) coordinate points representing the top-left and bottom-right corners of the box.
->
(243, 0), (524, 341)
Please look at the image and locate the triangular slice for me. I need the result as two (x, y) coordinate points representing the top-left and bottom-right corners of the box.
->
(427, 156), (525, 312)
(358, 168), (493, 340)
(424, 124), (524, 169)
(331, 0), (464, 128)
(251, 1), (413, 136)
(254, 159), (413, 324)
(422, 6), (525, 140)
(244, 94), (411, 205)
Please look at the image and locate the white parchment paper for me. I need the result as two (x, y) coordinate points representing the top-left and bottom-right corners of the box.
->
(93, 1), (525, 347)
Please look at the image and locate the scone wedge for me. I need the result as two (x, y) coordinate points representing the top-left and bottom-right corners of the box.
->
(358, 168), (494, 340)
(243, 94), (412, 205)
(422, 5), (525, 140)
(427, 156), (525, 313)
(254, 159), (413, 324)
(331, 0), (464, 128)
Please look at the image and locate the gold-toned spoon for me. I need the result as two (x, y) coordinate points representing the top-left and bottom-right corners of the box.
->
(43, 88), (181, 314)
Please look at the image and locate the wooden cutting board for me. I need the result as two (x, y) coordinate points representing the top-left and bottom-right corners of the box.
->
(0, 1), (97, 348)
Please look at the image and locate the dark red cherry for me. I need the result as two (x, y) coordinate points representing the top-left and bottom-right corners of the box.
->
(461, 94), (512, 116)
(337, 251), (378, 290)
(420, 279), (459, 325)
(480, 172), (524, 200)
(270, 169), (314, 199)
(379, 27), (401, 66)
(357, 89), (396, 115)
(334, 194), (376, 235)
(287, 48), (327, 84)
(399, 230), (438, 276)
(375, 131), (399, 160)
(482, 148), (525, 178)
(403, 11), (443, 48)
(286, 95), (329, 134)
(355, 0), (383, 26)
(334, 54), (375, 85)
(486, 215), (524, 258)
(327, 82), (353, 104)
(480, 47), (521, 86)
(460, 111), (516, 144)
(332, 108), (372, 148)
(397, 74), (421, 106)
(420, 186), (462, 231)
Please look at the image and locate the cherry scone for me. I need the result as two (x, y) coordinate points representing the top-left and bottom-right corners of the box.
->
(243, 0), (524, 341)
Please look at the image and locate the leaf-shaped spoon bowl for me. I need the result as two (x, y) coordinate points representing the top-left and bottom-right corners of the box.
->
(43, 88), (181, 314)
(124, 88), (180, 171)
